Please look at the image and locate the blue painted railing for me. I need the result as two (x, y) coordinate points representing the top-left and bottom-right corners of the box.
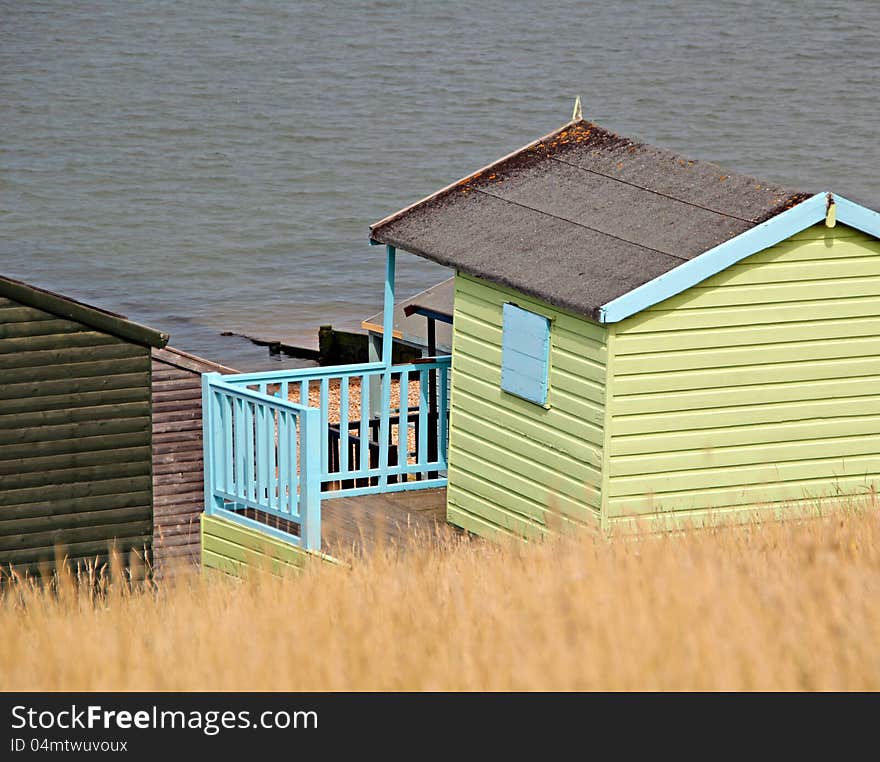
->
(201, 374), (322, 550)
(202, 357), (451, 551)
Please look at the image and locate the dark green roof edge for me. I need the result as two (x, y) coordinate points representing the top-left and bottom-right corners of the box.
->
(0, 276), (169, 348)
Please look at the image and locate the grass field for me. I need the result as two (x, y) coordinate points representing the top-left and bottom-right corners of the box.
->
(3, 503), (880, 691)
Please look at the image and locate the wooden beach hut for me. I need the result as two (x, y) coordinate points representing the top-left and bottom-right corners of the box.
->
(0, 275), (234, 578)
(199, 115), (880, 573)
(0, 276), (168, 576)
(368, 118), (880, 537)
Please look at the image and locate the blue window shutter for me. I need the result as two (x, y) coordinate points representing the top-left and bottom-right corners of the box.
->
(501, 303), (550, 405)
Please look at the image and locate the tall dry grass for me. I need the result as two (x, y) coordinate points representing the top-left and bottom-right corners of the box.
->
(2, 504), (880, 691)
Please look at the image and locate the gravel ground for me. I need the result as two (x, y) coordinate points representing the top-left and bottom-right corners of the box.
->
(264, 376), (425, 461)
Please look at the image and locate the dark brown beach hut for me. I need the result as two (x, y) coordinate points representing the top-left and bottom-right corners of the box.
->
(0, 275), (177, 578)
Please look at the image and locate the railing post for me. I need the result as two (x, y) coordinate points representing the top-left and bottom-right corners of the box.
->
(299, 406), (322, 551)
(377, 369), (393, 489)
(376, 244), (397, 488)
(201, 372), (224, 516)
(439, 361), (449, 469)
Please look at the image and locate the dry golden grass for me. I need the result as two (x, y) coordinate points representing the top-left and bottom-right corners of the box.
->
(3, 504), (880, 691)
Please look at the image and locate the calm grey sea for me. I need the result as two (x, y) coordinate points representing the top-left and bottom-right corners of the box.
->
(2, 1), (879, 369)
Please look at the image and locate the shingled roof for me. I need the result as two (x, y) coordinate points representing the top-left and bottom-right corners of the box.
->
(370, 119), (811, 322)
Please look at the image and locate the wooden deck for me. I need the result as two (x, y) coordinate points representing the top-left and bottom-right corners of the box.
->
(320, 488), (452, 556)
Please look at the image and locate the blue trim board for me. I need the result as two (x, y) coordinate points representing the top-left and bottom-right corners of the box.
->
(835, 195), (880, 239)
(225, 361), (386, 385)
(599, 193), (880, 324)
(321, 478), (448, 501)
(382, 245), (396, 366)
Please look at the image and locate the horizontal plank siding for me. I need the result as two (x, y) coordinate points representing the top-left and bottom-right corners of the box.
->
(0, 371), (151, 401)
(0, 301), (154, 572)
(0, 490), (153, 523)
(607, 224), (880, 521)
(201, 514), (335, 578)
(0, 505), (151, 537)
(150, 347), (236, 577)
(447, 273), (606, 539)
(0, 355), (151, 385)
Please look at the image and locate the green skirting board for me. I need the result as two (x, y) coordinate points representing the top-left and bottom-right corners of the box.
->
(200, 514), (339, 577)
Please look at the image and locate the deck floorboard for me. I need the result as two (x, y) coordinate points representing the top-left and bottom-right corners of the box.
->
(320, 488), (453, 556)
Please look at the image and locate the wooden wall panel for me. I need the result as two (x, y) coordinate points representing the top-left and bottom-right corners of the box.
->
(447, 273), (606, 540)
(608, 224), (880, 525)
(0, 301), (153, 576)
(150, 347), (235, 578)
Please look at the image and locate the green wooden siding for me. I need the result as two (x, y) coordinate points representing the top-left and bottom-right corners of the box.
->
(606, 223), (880, 524)
(0, 297), (153, 574)
(201, 514), (336, 577)
(447, 273), (606, 539)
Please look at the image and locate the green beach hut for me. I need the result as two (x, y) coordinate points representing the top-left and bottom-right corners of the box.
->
(368, 118), (880, 538)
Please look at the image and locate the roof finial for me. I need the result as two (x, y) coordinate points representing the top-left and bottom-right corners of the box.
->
(825, 192), (837, 228)
(572, 95), (583, 121)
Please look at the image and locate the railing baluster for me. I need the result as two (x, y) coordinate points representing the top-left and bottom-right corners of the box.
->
(339, 376), (349, 475)
(222, 392), (234, 494)
(320, 377), (329, 477)
(359, 373), (370, 473)
(255, 404), (267, 504)
(418, 369), (428, 468)
(234, 397), (245, 500)
(210, 389), (224, 498)
(278, 410), (289, 515)
(291, 414), (300, 516)
(245, 401), (255, 502)
(439, 363), (449, 468)
(378, 369), (392, 488)
(267, 408), (278, 510)
(300, 380), (309, 407)
(400, 370), (410, 477)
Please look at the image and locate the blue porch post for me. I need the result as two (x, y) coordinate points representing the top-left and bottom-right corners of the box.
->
(201, 372), (224, 516)
(299, 405), (322, 551)
(378, 245), (396, 487)
(381, 245), (396, 365)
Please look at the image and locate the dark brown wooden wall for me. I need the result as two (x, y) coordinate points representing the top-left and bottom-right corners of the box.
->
(151, 347), (235, 577)
(0, 297), (153, 576)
